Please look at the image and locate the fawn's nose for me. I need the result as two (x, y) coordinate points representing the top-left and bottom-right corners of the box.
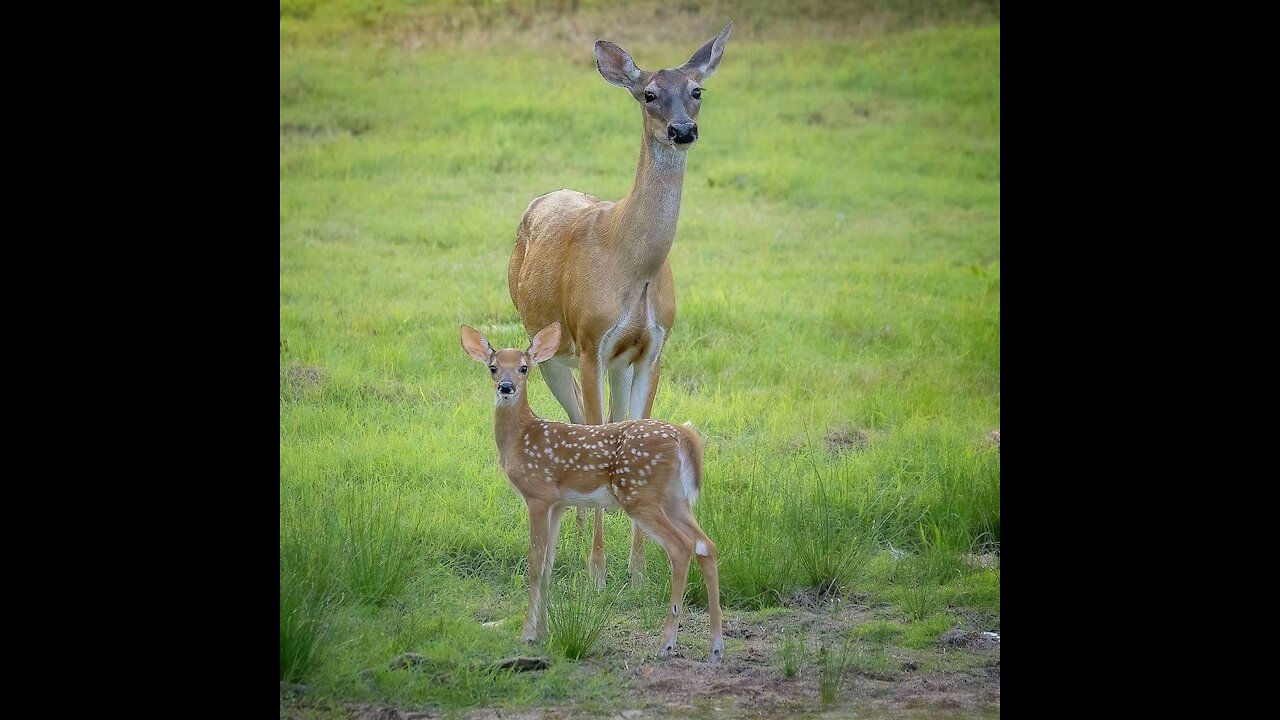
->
(497, 380), (515, 395)
(668, 121), (698, 144)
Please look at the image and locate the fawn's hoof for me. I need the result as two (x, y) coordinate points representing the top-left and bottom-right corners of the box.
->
(708, 646), (723, 664)
(658, 641), (676, 658)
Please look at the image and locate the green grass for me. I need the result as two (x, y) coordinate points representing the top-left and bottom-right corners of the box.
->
(853, 620), (907, 645)
(817, 640), (855, 704)
(281, 570), (332, 683)
(779, 628), (807, 678)
(846, 642), (898, 680)
(281, 0), (998, 711)
(546, 573), (627, 660)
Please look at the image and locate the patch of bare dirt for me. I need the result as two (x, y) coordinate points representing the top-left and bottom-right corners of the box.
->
(281, 363), (328, 403)
(361, 379), (410, 403)
(938, 629), (1000, 651)
(823, 426), (871, 454)
(279, 122), (370, 138)
(283, 604), (999, 720)
(286, 363), (326, 389)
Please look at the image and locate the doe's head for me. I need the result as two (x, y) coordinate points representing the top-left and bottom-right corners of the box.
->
(594, 21), (732, 149)
(460, 322), (561, 406)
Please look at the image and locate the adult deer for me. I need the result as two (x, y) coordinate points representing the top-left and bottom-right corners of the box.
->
(460, 322), (724, 662)
(507, 22), (733, 587)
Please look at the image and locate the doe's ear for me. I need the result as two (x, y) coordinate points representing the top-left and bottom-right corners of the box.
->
(527, 322), (562, 365)
(595, 40), (644, 90)
(682, 21), (732, 82)
(460, 325), (493, 364)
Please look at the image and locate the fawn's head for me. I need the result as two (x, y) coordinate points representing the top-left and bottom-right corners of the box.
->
(460, 322), (561, 407)
(594, 22), (732, 149)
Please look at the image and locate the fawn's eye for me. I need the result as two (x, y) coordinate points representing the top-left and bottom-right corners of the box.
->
(691, 87), (702, 99)
(644, 90), (656, 102)
(489, 365), (497, 374)
(519, 365), (528, 374)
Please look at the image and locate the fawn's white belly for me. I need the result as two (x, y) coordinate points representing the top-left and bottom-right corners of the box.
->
(560, 486), (619, 509)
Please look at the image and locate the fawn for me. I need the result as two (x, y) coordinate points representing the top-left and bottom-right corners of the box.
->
(460, 321), (724, 662)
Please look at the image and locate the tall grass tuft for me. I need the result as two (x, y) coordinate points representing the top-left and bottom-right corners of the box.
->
(894, 582), (945, 621)
(546, 573), (626, 660)
(281, 484), (420, 607)
(698, 457), (797, 609)
(892, 524), (969, 619)
(817, 640), (854, 704)
(280, 571), (331, 682)
(779, 629), (807, 678)
(785, 457), (875, 597)
(337, 488), (419, 606)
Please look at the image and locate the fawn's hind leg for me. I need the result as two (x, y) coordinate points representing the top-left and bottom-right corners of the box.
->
(632, 509), (695, 658)
(673, 509), (723, 663)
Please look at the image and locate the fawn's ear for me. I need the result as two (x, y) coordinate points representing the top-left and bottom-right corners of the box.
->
(681, 21), (732, 82)
(460, 325), (493, 363)
(595, 40), (644, 90)
(527, 322), (562, 365)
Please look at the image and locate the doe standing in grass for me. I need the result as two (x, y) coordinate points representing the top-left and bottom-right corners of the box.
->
(507, 22), (734, 588)
(460, 321), (724, 662)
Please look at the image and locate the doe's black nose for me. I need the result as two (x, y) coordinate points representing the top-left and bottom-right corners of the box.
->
(498, 381), (515, 394)
(668, 121), (698, 144)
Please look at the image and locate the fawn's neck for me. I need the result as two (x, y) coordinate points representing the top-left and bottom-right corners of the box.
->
(494, 394), (537, 452)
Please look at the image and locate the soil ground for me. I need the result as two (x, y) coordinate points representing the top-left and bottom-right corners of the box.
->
(281, 598), (999, 719)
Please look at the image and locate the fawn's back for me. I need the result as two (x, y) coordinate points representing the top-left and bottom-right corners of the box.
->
(500, 417), (702, 510)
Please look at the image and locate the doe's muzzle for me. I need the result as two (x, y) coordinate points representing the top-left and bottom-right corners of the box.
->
(668, 121), (698, 144)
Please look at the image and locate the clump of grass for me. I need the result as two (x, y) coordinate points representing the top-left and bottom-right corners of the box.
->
(902, 614), (956, 649)
(337, 488), (419, 606)
(889, 524), (972, 619)
(698, 458), (797, 609)
(546, 573), (626, 660)
(779, 629), (807, 678)
(784, 467), (873, 597)
(281, 484), (421, 607)
(853, 620), (907, 644)
(631, 572), (672, 630)
(817, 640), (854, 704)
(280, 571), (331, 682)
(782, 448), (927, 601)
(846, 642), (897, 680)
(894, 582), (945, 620)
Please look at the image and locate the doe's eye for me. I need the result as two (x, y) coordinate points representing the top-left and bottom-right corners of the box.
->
(692, 87), (702, 99)
(519, 366), (528, 374)
(489, 366), (497, 374)
(644, 90), (656, 102)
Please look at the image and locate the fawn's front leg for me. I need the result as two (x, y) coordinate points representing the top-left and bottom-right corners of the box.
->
(522, 499), (552, 643)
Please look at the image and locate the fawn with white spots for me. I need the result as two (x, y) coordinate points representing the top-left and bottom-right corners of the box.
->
(460, 321), (724, 662)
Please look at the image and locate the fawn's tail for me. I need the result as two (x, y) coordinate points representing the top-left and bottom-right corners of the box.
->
(675, 421), (704, 506)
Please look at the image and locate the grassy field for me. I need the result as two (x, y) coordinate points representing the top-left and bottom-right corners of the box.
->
(281, 1), (999, 715)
